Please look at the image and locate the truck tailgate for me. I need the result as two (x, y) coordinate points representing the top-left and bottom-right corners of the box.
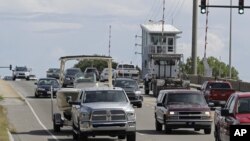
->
(209, 89), (235, 101)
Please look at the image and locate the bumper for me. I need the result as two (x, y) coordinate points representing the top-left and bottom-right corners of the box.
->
(208, 100), (226, 106)
(79, 121), (136, 135)
(165, 120), (212, 129)
(36, 90), (57, 96)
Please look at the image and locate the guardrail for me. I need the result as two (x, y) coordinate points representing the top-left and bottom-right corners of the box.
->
(188, 75), (250, 92)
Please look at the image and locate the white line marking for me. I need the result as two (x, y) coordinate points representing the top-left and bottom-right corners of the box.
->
(137, 133), (145, 136)
(10, 84), (58, 141)
(8, 130), (14, 141)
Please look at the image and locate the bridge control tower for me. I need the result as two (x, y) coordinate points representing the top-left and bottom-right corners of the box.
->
(140, 22), (183, 78)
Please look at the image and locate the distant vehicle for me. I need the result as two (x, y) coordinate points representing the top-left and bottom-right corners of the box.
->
(46, 68), (60, 79)
(12, 66), (31, 81)
(73, 72), (97, 88)
(70, 87), (136, 141)
(100, 68), (115, 82)
(3, 76), (13, 81)
(115, 64), (139, 81)
(198, 80), (235, 107)
(155, 90), (212, 134)
(34, 78), (60, 98)
(84, 67), (100, 81)
(62, 68), (81, 87)
(113, 78), (143, 108)
(29, 74), (37, 81)
(214, 92), (250, 141)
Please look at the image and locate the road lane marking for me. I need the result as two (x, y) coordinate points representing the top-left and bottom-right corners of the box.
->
(11, 84), (59, 141)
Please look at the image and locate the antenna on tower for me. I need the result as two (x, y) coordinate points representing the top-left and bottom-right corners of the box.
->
(161, 0), (165, 50)
(108, 25), (111, 56)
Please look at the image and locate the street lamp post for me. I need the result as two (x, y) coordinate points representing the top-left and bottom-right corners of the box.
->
(229, 0), (232, 79)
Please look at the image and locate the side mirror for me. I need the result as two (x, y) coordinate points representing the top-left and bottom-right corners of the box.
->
(139, 85), (143, 89)
(157, 103), (163, 107)
(221, 108), (230, 117)
(34, 82), (37, 85)
(197, 87), (201, 90)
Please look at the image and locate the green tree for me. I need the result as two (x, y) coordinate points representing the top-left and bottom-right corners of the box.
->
(182, 56), (239, 80)
(74, 59), (118, 73)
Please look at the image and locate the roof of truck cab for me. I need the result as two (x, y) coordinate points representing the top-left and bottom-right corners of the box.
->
(82, 87), (124, 91)
(159, 89), (201, 94)
(234, 92), (250, 98)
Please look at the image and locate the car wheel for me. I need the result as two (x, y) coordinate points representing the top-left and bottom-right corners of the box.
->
(79, 135), (88, 141)
(53, 122), (60, 132)
(13, 76), (16, 81)
(118, 135), (126, 139)
(26, 77), (30, 81)
(155, 119), (162, 131)
(165, 125), (172, 134)
(145, 89), (149, 95)
(137, 103), (142, 108)
(62, 84), (67, 88)
(73, 132), (79, 140)
(126, 132), (135, 141)
(35, 92), (40, 98)
(194, 128), (200, 131)
(204, 128), (211, 134)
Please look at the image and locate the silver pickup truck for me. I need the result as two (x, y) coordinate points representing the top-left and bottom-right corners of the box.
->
(70, 87), (136, 141)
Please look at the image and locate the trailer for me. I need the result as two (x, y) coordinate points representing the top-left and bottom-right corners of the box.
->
(51, 55), (113, 132)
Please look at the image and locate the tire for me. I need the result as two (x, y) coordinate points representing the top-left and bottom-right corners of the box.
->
(80, 135), (88, 141)
(26, 77), (30, 81)
(165, 125), (171, 134)
(53, 114), (61, 132)
(35, 92), (40, 98)
(126, 132), (135, 141)
(155, 119), (162, 131)
(145, 89), (149, 95)
(62, 84), (67, 88)
(13, 76), (16, 81)
(73, 132), (79, 140)
(118, 135), (126, 139)
(204, 128), (211, 134)
(194, 128), (200, 131)
(137, 103), (142, 108)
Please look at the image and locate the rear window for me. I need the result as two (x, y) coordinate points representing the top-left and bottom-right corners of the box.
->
(207, 82), (231, 89)
(167, 93), (207, 105)
(16, 67), (28, 71)
(114, 80), (138, 89)
(66, 69), (80, 75)
(118, 64), (134, 69)
(83, 90), (128, 103)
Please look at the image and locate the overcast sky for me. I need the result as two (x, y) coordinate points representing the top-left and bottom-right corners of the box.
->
(0, 0), (250, 81)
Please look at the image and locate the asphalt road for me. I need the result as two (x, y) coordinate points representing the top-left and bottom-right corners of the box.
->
(7, 80), (215, 141)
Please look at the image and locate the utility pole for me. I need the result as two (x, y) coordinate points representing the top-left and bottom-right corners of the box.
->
(192, 0), (198, 75)
(161, 0), (165, 49)
(108, 25), (111, 57)
(229, 0), (232, 79)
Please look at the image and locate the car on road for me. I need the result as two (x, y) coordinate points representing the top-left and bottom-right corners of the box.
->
(84, 67), (100, 81)
(62, 68), (82, 87)
(73, 72), (97, 88)
(214, 92), (250, 141)
(70, 87), (136, 141)
(12, 66), (31, 81)
(100, 68), (115, 82)
(46, 68), (60, 79)
(34, 78), (60, 98)
(113, 78), (143, 108)
(198, 80), (235, 107)
(155, 89), (212, 134)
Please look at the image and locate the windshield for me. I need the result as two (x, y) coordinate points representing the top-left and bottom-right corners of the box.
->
(167, 93), (207, 105)
(237, 98), (250, 113)
(114, 80), (138, 89)
(207, 82), (231, 89)
(118, 64), (135, 69)
(16, 67), (28, 71)
(38, 79), (59, 86)
(75, 73), (96, 83)
(83, 90), (128, 103)
(66, 69), (80, 75)
(48, 69), (60, 73)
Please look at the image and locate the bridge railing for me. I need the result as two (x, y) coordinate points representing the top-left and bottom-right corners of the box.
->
(188, 75), (250, 92)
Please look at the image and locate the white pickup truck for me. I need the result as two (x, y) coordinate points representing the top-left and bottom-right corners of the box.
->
(115, 64), (139, 81)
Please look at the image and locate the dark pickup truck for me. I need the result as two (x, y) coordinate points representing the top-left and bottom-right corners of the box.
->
(199, 81), (235, 107)
(214, 92), (250, 141)
(155, 89), (212, 134)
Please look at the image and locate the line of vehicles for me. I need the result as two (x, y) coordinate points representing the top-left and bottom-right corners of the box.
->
(5, 55), (250, 141)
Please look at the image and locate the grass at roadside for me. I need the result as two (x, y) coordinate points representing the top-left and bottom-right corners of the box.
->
(0, 95), (3, 101)
(0, 105), (9, 141)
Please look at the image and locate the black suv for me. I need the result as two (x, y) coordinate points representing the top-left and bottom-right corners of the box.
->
(113, 78), (143, 108)
(62, 68), (81, 87)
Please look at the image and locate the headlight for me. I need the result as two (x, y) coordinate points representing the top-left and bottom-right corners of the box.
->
(66, 77), (70, 80)
(204, 111), (211, 116)
(127, 112), (136, 121)
(135, 91), (141, 95)
(38, 88), (45, 91)
(169, 111), (175, 115)
(79, 113), (90, 121)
